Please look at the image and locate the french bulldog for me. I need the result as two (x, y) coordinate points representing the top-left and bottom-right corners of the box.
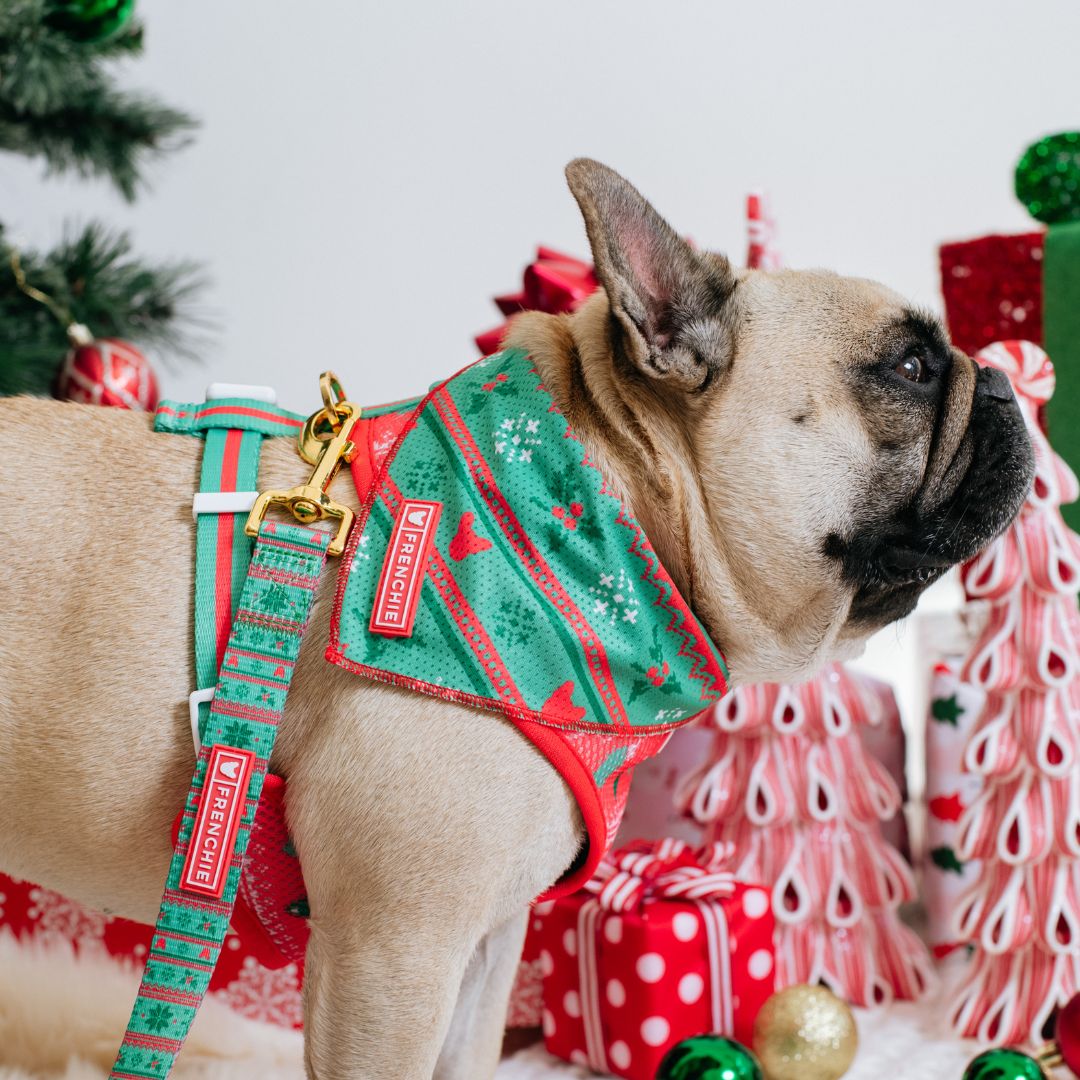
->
(0, 160), (1033, 1079)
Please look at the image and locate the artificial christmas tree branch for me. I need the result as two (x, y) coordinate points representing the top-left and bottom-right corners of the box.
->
(0, 224), (206, 396)
(0, 0), (196, 200)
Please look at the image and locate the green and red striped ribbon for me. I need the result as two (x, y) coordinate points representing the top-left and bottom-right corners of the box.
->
(194, 425), (262, 713)
(154, 396), (306, 730)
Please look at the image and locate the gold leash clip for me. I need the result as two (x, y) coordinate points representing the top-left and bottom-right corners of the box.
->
(244, 371), (361, 557)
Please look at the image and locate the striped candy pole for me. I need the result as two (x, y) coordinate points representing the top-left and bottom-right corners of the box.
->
(746, 192), (782, 271)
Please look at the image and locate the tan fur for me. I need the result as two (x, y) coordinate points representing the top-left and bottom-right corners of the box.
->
(0, 161), (1026, 1079)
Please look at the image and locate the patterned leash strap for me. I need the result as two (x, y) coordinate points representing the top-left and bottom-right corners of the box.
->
(109, 521), (330, 1079)
(111, 377), (360, 1079)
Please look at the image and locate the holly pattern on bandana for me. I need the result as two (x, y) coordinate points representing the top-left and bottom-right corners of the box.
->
(326, 349), (728, 893)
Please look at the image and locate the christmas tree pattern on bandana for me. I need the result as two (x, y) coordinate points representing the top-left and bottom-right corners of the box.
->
(327, 349), (729, 892)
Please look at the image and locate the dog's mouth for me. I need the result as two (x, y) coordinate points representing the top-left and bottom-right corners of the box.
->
(837, 536), (957, 628)
(874, 543), (957, 586)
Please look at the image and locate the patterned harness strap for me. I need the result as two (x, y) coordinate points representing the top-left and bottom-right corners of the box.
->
(155, 391), (305, 748)
(109, 387), (344, 1079)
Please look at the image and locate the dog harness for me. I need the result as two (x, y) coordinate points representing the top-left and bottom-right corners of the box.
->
(110, 354), (728, 1076)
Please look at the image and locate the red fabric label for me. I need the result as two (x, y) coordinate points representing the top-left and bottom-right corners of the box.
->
(181, 744), (257, 899)
(369, 499), (442, 637)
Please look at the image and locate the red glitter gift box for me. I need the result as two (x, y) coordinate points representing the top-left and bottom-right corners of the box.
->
(537, 839), (775, 1079)
(938, 231), (1044, 357)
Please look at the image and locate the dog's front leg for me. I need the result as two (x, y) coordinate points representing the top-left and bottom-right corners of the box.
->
(302, 897), (477, 1080)
(278, 675), (583, 1080)
(434, 911), (529, 1080)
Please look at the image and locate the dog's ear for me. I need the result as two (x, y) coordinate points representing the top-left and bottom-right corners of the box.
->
(566, 158), (736, 393)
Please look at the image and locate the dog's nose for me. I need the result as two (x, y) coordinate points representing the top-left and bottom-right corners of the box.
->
(975, 364), (1016, 403)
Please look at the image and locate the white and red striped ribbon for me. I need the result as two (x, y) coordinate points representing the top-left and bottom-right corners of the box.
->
(577, 897), (608, 1070)
(583, 842), (736, 913)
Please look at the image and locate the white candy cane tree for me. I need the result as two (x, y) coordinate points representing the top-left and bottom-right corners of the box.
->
(677, 664), (932, 1005)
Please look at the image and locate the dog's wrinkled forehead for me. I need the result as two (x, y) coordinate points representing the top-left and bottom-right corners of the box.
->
(734, 268), (947, 364)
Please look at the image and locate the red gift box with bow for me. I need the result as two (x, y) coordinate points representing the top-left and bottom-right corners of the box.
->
(537, 838), (775, 1079)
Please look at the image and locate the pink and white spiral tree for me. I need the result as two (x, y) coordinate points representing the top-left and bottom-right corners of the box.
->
(677, 665), (932, 1006)
(950, 339), (1080, 1046)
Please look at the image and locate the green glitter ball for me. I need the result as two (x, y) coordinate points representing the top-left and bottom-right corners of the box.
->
(46, 0), (137, 43)
(962, 1047), (1046, 1080)
(1015, 132), (1080, 225)
(655, 1034), (763, 1080)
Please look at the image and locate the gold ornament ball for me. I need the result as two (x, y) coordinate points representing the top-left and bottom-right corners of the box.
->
(752, 984), (858, 1080)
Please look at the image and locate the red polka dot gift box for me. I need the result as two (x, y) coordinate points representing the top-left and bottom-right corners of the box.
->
(537, 838), (776, 1079)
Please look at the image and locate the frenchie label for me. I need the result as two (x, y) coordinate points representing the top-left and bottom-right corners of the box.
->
(369, 499), (442, 638)
(180, 744), (256, 898)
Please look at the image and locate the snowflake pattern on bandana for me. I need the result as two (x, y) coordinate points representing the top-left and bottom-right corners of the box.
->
(494, 411), (544, 464)
(589, 568), (641, 625)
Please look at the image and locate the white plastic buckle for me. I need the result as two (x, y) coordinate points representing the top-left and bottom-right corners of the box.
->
(205, 382), (278, 404)
(188, 687), (214, 754)
(191, 490), (260, 520)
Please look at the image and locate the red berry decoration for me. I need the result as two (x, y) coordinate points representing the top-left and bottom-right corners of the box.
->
(55, 337), (159, 410)
(1056, 990), (1080, 1075)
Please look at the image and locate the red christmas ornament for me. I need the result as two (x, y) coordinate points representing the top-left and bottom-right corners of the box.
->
(1056, 991), (1080, 1074)
(55, 336), (159, 411)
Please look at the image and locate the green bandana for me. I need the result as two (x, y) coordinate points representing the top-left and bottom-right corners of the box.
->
(327, 348), (729, 890)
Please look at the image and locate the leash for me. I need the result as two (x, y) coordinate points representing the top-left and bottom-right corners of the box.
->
(109, 375), (361, 1079)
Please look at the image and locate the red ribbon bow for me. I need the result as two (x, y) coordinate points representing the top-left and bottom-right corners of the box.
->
(475, 247), (598, 356)
(583, 838), (737, 914)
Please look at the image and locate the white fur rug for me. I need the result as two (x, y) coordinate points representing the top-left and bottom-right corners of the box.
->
(0, 933), (996, 1079)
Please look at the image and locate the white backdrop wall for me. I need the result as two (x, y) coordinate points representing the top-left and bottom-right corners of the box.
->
(7, 0), (1076, 784)
(8, 0), (1075, 408)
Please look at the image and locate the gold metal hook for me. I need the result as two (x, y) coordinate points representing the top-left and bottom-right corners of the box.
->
(244, 372), (362, 557)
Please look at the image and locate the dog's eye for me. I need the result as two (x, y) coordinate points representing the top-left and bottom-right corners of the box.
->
(895, 352), (928, 383)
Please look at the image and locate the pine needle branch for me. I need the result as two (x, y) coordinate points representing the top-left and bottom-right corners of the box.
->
(0, 0), (197, 199)
(0, 223), (209, 396)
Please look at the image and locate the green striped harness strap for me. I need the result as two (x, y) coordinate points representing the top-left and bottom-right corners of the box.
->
(109, 385), (327, 1079)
